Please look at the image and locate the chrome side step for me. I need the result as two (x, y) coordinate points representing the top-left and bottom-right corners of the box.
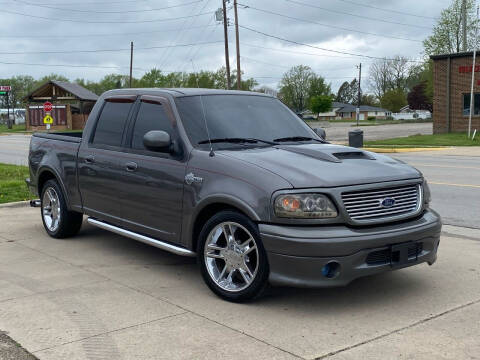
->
(87, 218), (196, 257)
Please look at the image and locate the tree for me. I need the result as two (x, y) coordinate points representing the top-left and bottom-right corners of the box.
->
(407, 82), (433, 112)
(309, 95), (332, 118)
(390, 56), (410, 92)
(423, 0), (479, 55)
(361, 94), (379, 107)
(0, 75), (36, 109)
(369, 59), (393, 99)
(279, 65), (330, 111)
(278, 65), (315, 111)
(380, 88), (407, 112)
(336, 79), (358, 104)
(308, 75), (331, 102)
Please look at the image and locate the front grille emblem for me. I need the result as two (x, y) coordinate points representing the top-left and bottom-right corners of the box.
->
(380, 197), (396, 208)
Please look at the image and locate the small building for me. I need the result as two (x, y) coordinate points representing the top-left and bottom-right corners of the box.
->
(317, 102), (391, 121)
(24, 80), (98, 131)
(430, 51), (480, 133)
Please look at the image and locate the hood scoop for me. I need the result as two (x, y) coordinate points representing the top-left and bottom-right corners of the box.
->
(332, 151), (376, 160)
(276, 145), (341, 163)
(276, 145), (376, 163)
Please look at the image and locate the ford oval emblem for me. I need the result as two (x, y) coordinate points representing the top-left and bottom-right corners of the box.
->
(381, 197), (396, 208)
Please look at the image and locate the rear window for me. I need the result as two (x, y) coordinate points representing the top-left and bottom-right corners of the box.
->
(93, 101), (134, 147)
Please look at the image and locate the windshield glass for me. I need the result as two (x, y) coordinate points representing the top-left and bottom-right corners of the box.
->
(175, 95), (317, 148)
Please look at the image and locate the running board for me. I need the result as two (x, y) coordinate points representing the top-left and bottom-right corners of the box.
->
(87, 218), (196, 257)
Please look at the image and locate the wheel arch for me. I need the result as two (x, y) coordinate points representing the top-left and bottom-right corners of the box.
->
(190, 196), (261, 253)
(37, 167), (71, 208)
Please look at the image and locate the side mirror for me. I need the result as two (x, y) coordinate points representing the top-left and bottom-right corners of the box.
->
(313, 128), (326, 140)
(143, 130), (172, 152)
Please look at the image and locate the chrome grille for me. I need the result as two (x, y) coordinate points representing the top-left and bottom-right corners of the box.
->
(342, 184), (421, 222)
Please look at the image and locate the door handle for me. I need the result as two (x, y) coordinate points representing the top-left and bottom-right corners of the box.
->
(125, 162), (138, 172)
(85, 155), (95, 164)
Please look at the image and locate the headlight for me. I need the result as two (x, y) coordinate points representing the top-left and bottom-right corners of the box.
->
(423, 180), (431, 205)
(274, 193), (338, 218)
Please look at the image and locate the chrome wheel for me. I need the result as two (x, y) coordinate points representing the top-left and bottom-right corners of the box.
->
(204, 221), (259, 292)
(42, 187), (61, 232)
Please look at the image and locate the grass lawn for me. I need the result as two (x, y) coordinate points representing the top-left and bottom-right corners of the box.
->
(0, 124), (29, 134)
(0, 163), (34, 204)
(365, 132), (480, 147)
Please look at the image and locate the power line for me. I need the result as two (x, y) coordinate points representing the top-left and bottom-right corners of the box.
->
(0, 24), (217, 39)
(333, 0), (436, 20)
(1, 8), (215, 24)
(19, 0), (188, 5)
(239, 24), (423, 62)
(239, 4), (423, 43)
(283, 0), (432, 29)
(10, 0), (202, 14)
(0, 60), (149, 72)
(0, 40), (223, 55)
(241, 55), (357, 72)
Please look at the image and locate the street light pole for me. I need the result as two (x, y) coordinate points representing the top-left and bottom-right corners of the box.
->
(129, 41), (133, 88)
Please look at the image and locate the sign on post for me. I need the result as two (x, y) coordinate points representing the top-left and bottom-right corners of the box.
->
(43, 114), (53, 124)
(43, 102), (53, 112)
(0, 86), (11, 91)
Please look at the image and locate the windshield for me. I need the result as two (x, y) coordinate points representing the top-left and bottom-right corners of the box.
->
(175, 95), (317, 148)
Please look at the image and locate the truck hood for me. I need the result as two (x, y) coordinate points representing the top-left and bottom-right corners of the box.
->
(220, 144), (421, 188)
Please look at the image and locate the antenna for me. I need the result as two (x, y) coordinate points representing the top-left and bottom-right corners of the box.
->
(199, 95), (215, 157)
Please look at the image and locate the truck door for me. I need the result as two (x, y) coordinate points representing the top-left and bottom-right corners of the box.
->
(116, 95), (186, 244)
(77, 95), (137, 226)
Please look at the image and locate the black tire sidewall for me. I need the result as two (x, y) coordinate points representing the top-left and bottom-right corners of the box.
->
(197, 210), (269, 302)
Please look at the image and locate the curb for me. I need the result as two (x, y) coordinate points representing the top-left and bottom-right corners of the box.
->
(362, 147), (448, 153)
(0, 201), (31, 209)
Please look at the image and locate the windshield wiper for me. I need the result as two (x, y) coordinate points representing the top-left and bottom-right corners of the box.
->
(198, 137), (278, 145)
(273, 136), (326, 143)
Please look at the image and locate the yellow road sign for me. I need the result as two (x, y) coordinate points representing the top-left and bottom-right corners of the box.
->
(43, 114), (53, 124)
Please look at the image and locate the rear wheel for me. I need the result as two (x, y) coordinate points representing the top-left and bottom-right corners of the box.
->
(198, 210), (269, 302)
(41, 179), (83, 238)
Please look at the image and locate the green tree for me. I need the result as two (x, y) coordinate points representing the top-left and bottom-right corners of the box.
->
(380, 88), (407, 112)
(336, 79), (358, 104)
(423, 0), (479, 55)
(0, 75), (36, 109)
(360, 94), (379, 107)
(308, 75), (331, 102)
(309, 95), (332, 118)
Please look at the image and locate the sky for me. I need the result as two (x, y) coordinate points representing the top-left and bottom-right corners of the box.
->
(0, 0), (451, 93)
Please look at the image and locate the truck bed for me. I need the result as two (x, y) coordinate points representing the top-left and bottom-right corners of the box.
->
(33, 131), (83, 143)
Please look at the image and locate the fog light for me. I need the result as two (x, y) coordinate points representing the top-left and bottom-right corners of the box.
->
(321, 262), (341, 279)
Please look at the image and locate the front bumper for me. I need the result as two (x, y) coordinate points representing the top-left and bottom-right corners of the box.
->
(259, 209), (441, 288)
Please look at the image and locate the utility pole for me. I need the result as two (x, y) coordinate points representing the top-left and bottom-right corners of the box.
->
(233, 0), (241, 90)
(129, 41), (133, 88)
(222, 1), (231, 89)
(356, 63), (362, 126)
(462, 0), (467, 52)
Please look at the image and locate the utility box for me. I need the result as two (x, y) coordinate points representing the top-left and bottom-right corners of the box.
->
(349, 129), (364, 148)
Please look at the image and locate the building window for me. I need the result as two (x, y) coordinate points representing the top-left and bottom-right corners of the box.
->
(463, 93), (480, 115)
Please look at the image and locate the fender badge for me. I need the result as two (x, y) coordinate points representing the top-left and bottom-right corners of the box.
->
(185, 172), (203, 185)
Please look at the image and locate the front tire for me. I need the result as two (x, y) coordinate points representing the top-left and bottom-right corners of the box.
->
(41, 179), (83, 238)
(198, 210), (269, 302)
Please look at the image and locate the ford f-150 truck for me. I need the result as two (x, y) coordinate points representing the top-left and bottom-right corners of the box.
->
(27, 88), (441, 302)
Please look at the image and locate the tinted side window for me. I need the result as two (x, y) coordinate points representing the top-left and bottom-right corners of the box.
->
(131, 102), (174, 150)
(93, 101), (133, 147)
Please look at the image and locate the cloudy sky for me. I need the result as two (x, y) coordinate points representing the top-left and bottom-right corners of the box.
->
(0, 0), (450, 93)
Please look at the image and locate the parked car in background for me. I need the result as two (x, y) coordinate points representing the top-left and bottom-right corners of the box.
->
(27, 89), (441, 302)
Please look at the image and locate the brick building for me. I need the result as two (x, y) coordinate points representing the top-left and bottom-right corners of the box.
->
(431, 51), (480, 134)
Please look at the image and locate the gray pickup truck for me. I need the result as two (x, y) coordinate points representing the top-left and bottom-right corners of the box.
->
(27, 88), (441, 302)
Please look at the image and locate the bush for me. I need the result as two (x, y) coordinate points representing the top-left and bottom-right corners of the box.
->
(367, 116), (376, 121)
